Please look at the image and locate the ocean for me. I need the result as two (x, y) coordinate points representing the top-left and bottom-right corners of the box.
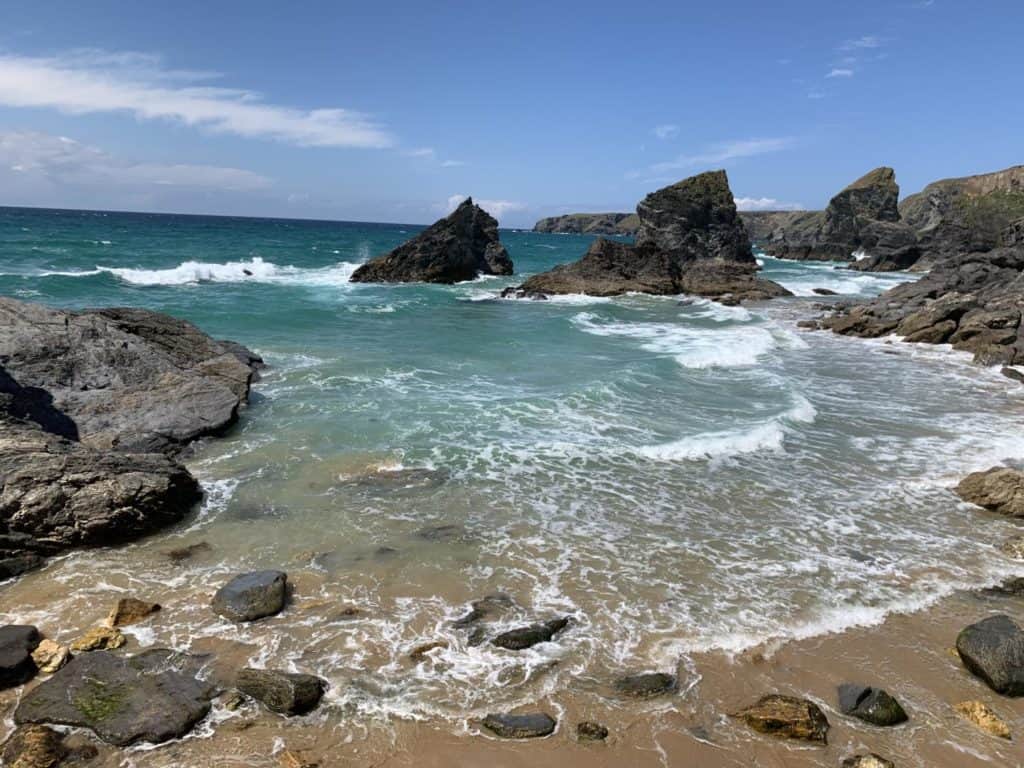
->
(2, 206), (1024, 747)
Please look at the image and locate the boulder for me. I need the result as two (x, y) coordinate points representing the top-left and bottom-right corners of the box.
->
(576, 721), (609, 741)
(212, 570), (288, 622)
(956, 467), (1024, 517)
(0, 625), (40, 689)
(732, 695), (829, 743)
(481, 712), (557, 739)
(70, 626), (126, 652)
(956, 615), (1024, 695)
(107, 597), (161, 627)
(14, 649), (215, 746)
(613, 671), (677, 699)
(235, 668), (326, 716)
(837, 684), (908, 726)
(955, 699), (1011, 739)
(1, 724), (68, 768)
(351, 198), (513, 284)
(492, 617), (570, 650)
(31, 640), (70, 675)
(532, 212), (639, 236)
(842, 756), (895, 768)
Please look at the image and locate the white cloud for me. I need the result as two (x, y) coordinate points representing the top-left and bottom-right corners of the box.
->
(653, 124), (680, 140)
(826, 68), (855, 78)
(734, 196), (804, 212)
(446, 193), (526, 221)
(631, 137), (794, 179)
(0, 130), (271, 191)
(839, 35), (882, 51)
(0, 49), (393, 149)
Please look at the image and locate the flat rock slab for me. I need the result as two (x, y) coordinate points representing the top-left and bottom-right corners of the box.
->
(613, 672), (677, 699)
(14, 649), (215, 746)
(482, 712), (557, 739)
(837, 684), (908, 726)
(212, 570), (287, 622)
(733, 695), (830, 744)
(956, 614), (1024, 695)
(0, 625), (40, 690)
(236, 668), (325, 716)
(492, 617), (570, 651)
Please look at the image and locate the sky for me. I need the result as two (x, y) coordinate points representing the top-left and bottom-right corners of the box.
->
(0, 0), (1020, 228)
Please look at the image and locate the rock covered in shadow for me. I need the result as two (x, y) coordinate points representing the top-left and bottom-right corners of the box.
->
(613, 671), (677, 699)
(956, 467), (1024, 517)
(837, 684), (908, 726)
(235, 668), (326, 716)
(212, 570), (288, 622)
(481, 712), (557, 739)
(350, 198), (513, 284)
(955, 699), (1011, 739)
(492, 617), (570, 650)
(956, 614), (1024, 695)
(14, 649), (215, 746)
(731, 694), (830, 743)
(0, 625), (40, 690)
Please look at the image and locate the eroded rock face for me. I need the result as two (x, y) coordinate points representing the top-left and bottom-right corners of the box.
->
(956, 467), (1024, 517)
(732, 695), (830, 743)
(956, 614), (1024, 696)
(351, 198), (513, 284)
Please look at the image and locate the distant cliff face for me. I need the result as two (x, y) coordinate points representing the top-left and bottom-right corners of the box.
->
(532, 212), (639, 236)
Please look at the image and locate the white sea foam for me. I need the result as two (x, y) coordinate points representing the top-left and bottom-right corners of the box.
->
(56, 256), (361, 287)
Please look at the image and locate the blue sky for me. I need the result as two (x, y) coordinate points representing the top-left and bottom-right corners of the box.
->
(0, 0), (1019, 227)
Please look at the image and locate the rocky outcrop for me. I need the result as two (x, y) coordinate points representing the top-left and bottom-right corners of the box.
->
(351, 198), (513, 284)
(533, 212), (639, 236)
(956, 467), (1024, 517)
(825, 247), (1024, 364)
(956, 615), (1024, 696)
(732, 695), (830, 743)
(212, 571), (288, 622)
(516, 171), (790, 304)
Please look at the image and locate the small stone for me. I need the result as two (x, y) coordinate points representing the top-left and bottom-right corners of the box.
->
(409, 641), (448, 662)
(842, 755), (895, 768)
(236, 668), (326, 716)
(1, 724), (68, 768)
(106, 597), (161, 627)
(732, 694), (830, 743)
(1000, 535), (1024, 560)
(482, 712), (557, 739)
(222, 691), (246, 711)
(492, 617), (570, 651)
(279, 748), (319, 768)
(613, 672), (677, 699)
(576, 721), (609, 741)
(955, 700), (1011, 739)
(70, 626), (126, 652)
(165, 542), (212, 563)
(837, 684), (908, 726)
(30, 640), (70, 674)
(212, 571), (287, 622)
(0, 625), (41, 690)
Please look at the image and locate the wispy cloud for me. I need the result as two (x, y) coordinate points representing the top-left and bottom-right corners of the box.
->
(0, 130), (271, 190)
(653, 124), (680, 140)
(404, 147), (436, 158)
(826, 68), (855, 78)
(839, 35), (883, 51)
(440, 159), (466, 168)
(734, 196), (803, 212)
(446, 193), (526, 221)
(629, 137), (794, 179)
(0, 49), (393, 149)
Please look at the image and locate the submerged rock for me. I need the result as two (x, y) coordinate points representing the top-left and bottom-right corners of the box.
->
(956, 467), (1024, 517)
(212, 570), (288, 622)
(842, 755), (895, 768)
(107, 597), (161, 627)
(165, 541), (212, 563)
(0, 625), (40, 690)
(408, 640), (448, 662)
(70, 626), (126, 652)
(482, 712), (557, 739)
(956, 614), (1024, 695)
(732, 695), (830, 743)
(30, 640), (70, 675)
(492, 617), (570, 650)
(576, 721), (609, 741)
(453, 593), (514, 627)
(955, 699), (1011, 739)
(351, 198), (513, 284)
(14, 649), (215, 746)
(613, 671), (677, 699)
(235, 668), (326, 716)
(837, 684), (908, 726)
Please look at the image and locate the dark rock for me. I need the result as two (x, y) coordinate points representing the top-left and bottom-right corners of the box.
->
(481, 712), (557, 739)
(978, 576), (1024, 598)
(1, 724), (68, 768)
(212, 571), (288, 622)
(1004, 217), (1024, 248)
(165, 541), (212, 563)
(837, 684), (908, 726)
(351, 198), (512, 284)
(533, 213), (639, 236)
(732, 695), (829, 743)
(813, 287), (839, 296)
(500, 286), (548, 301)
(492, 617), (570, 650)
(0, 625), (40, 690)
(955, 467), (1024, 517)
(613, 671), (677, 699)
(956, 614), (1024, 695)
(14, 649), (215, 746)
(453, 593), (514, 627)
(408, 641), (448, 662)
(842, 755), (895, 768)
(576, 721), (609, 741)
(235, 668), (326, 715)
(415, 523), (467, 543)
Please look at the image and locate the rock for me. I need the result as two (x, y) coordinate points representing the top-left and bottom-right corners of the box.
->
(453, 593), (514, 627)
(280, 749), (319, 768)
(14, 649), (215, 746)
(351, 198), (513, 284)
(70, 626), (126, 652)
(1, 724), (68, 768)
(813, 287), (838, 295)
(613, 671), (677, 699)
(956, 467), (1024, 517)
(30, 640), (70, 674)
(955, 699), (1011, 739)
(165, 541), (212, 563)
(492, 617), (570, 650)
(235, 668), (326, 716)
(481, 712), (557, 739)
(732, 695), (829, 743)
(576, 721), (609, 741)
(1000, 535), (1024, 559)
(518, 172), (790, 303)
(837, 684), (908, 726)
(0, 625), (40, 689)
(1004, 217), (1024, 248)
(842, 755), (895, 768)
(107, 597), (161, 627)
(978, 576), (1024, 598)
(533, 212), (640, 236)
(212, 570), (288, 622)
(409, 640), (448, 661)
(222, 690), (246, 711)
(1001, 367), (1024, 384)
(499, 286), (548, 301)
(956, 614), (1024, 695)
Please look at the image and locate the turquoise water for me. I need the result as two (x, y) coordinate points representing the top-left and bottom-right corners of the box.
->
(3, 206), (1024, 729)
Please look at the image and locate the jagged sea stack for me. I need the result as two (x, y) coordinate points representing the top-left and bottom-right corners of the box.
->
(517, 170), (790, 304)
(350, 198), (513, 284)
